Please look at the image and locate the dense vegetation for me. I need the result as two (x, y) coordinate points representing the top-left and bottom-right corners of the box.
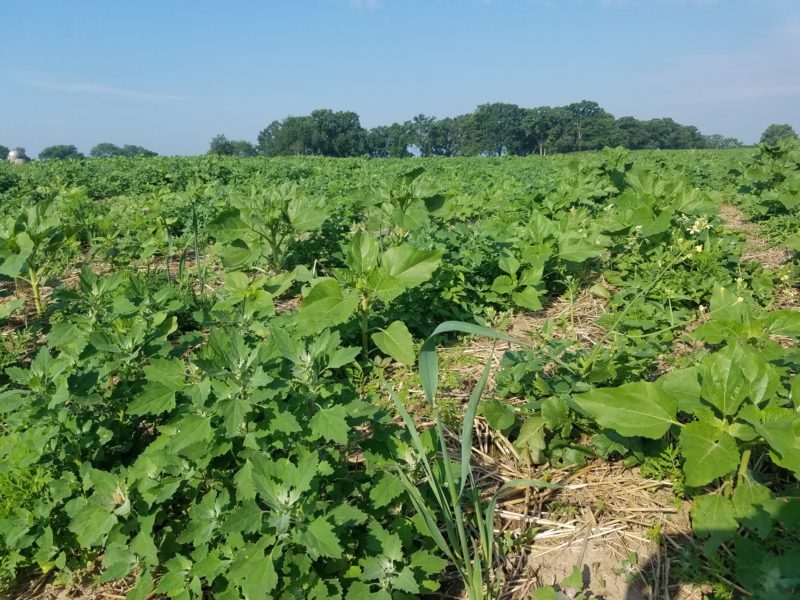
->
(0, 141), (799, 599)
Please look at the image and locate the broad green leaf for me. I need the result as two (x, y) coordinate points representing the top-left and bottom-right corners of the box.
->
(222, 500), (262, 535)
(679, 422), (739, 487)
(344, 230), (378, 275)
(514, 415), (546, 464)
(557, 231), (603, 263)
(498, 254), (520, 276)
(699, 345), (749, 416)
(371, 320), (415, 366)
(234, 461), (256, 502)
(512, 286), (543, 310)
(392, 567), (420, 594)
(100, 542), (136, 582)
(657, 367), (701, 414)
(67, 499), (116, 548)
(0, 232), (33, 277)
(287, 195), (328, 231)
(300, 516), (343, 559)
(410, 550), (448, 575)
(309, 405), (350, 445)
(573, 381), (678, 438)
(296, 279), (359, 336)
(0, 296), (24, 322)
(366, 267), (405, 303)
(229, 537), (277, 600)
(382, 245), (442, 288)
(129, 381), (178, 416)
(691, 493), (738, 552)
(733, 476), (777, 538)
(169, 414), (213, 455)
(207, 210), (251, 242)
(765, 310), (800, 337)
(490, 274), (516, 294)
(370, 472), (405, 508)
(483, 399), (515, 431)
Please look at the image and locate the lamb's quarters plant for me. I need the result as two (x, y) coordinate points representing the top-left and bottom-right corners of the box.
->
(0, 197), (78, 315)
(0, 272), (449, 597)
(297, 230), (442, 359)
(208, 182), (329, 270)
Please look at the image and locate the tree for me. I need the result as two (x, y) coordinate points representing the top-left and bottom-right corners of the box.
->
(366, 123), (413, 158)
(616, 116), (652, 150)
(229, 140), (258, 157)
(89, 143), (157, 158)
(208, 134), (233, 156)
(119, 144), (157, 158)
(258, 116), (316, 156)
(308, 109), (367, 157)
(428, 117), (465, 156)
(760, 123), (798, 145)
(703, 134), (743, 149)
(520, 107), (560, 155)
(0, 145), (8, 159)
(38, 145), (83, 160)
(462, 103), (525, 156)
(90, 143), (122, 158)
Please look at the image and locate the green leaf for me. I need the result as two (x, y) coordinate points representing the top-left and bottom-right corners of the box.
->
(0, 296), (24, 322)
(491, 274), (516, 294)
(300, 516), (343, 559)
(228, 537), (277, 600)
(296, 279), (359, 336)
(557, 231), (603, 263)
(382, 245), (442, 288)
(679, 422), (739, 487)
(222, 500), (263, 535)
(234, 461), (257, 502)
(371, 320), (415, 366)
(573, 381), (678, 439)
(410, 550), (448, 575)
(514, 415), (547, 464)
(512, 286), (544, 310)
(67, 500), (117, 548)
(369, 472), (405, 508)
(484, 399), (515, 431)
(0, 232), (33, 277)
(309, 405), (350, 445)
(344, 230), (379, 275)
(765, 310), (800, 337)
(287, 195), (328, 232)
(392, 567), (420, 594)
(691, 493), (738, 552)
(498, 254), (520, 276)
(733, 476), (776, 538)
(657, 367), (701, 414)
(207, 210), (251, 242)
(699, 345), (749, 416)
(100, 542), (136, 582)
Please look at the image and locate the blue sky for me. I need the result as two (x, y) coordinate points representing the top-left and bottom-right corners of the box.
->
(1, 0), (798, 156)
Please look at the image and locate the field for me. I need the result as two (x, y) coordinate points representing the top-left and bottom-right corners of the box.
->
(1, 143), (799, 599)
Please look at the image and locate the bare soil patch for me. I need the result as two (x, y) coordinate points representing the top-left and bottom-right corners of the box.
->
(718, 204), (791, 270)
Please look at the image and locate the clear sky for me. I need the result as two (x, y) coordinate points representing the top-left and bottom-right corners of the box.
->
(1, 0), (798, 156)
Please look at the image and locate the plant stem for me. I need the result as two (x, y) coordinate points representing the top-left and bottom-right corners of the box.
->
(360, 308), (370, 359)
(737, 447), (752, 486)
(28, 271), (44, 316)
(191, 202), (204, 301)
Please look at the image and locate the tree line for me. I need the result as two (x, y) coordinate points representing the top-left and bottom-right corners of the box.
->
(0, 143), (158, 162)
(209, 101), (797, 159)
(4, 109), (797, 162)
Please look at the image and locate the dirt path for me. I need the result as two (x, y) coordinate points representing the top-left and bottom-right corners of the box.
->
(718, 204), (791, 269)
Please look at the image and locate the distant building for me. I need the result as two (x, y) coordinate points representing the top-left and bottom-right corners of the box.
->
(7, 149), (29, 165)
